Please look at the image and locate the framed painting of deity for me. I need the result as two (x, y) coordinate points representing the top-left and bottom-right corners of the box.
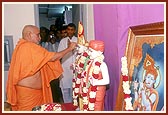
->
(115, 21), (165, 111)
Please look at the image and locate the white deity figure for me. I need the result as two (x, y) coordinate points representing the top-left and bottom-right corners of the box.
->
(72, 22), (110, 111)
(86, 40), (110, 111)
(133, 54), (160, 111)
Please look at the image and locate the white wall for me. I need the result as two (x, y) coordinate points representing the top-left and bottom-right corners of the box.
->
(3, 4), (38, 47)
(3, 3), (38, 101)
(82, 4), (95, 42)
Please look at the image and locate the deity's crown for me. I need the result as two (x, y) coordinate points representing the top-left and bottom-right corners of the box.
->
(143, 54), (158, 79)
(77, 21), (88, 46)
(89, 40), (104, 52)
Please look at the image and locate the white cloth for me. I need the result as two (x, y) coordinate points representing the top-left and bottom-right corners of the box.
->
(57, 36), (77, 88)
(93, 62), (110, 86)
(61, 88), (73, 103)
(43, 42), (59, 52)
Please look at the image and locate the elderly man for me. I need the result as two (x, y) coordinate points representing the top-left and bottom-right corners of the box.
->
(6, 25), (76, 111)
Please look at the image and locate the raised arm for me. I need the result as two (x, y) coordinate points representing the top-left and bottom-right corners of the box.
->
(49, 42), (77, 61)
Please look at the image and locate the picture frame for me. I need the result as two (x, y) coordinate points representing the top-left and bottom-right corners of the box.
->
(115, 21), (164, 111)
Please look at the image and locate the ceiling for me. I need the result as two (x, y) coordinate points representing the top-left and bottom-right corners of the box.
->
(38, 4), (72, 18)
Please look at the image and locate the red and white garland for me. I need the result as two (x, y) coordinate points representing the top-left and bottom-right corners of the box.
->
(121, 56), (133, 111)
(87, 54), (104, 111)
(72, 52), (104, 111)
(72, 51), (90, 110)
(40, 103), (63, 111)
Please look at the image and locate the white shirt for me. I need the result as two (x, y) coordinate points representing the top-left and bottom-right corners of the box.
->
(45, 42), (59, 52)
(41, 42), (59, 52)
(57, 36), (77, 88)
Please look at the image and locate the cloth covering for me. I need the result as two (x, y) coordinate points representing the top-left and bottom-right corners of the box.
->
(15, 85), (43, 111)
(6, 39), (63, 111)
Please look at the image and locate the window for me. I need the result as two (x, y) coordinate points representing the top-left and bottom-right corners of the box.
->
(4, 36), (14, 71)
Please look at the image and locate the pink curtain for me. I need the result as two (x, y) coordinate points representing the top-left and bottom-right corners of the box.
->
(93, 4), (164, 111)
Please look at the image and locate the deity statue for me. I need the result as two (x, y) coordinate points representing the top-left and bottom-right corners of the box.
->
(86, 40), (110, 111)
(72, 21), (110, 111)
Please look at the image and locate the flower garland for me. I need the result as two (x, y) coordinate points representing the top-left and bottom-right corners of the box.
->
(72, 52), (104, 111)
(72, 51), (90, 110)
(87, 54), (104, 111)
(121, 56), (133, 111)
(40, 103), (62, 111)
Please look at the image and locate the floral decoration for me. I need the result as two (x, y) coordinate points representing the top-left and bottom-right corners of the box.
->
(72, 51), (90, 111)
(87, 54), (104, 111)
(121, 56), (133, 111)
(72, 51), (104, 111)
(40, 103), (62, 111)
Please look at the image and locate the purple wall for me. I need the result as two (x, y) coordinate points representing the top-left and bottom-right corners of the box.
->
(93, 4), (164, 111)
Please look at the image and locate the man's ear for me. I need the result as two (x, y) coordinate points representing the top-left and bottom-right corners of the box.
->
(27, 31), (32, 40)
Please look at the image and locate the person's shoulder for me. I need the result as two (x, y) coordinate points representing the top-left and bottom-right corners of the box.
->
(24, 41), (38, 47)
(72, 36), (77, 42)
(73, 36), (77, 39)
(63, 36), (69, 40)
(60, 37), (68, 42)
(20, 41), (42, 51)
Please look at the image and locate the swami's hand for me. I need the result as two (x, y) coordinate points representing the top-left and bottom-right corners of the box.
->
(68, 42), (77, 51)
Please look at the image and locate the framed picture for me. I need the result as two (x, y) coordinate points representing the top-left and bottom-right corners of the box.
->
(115, 22), (165, 111)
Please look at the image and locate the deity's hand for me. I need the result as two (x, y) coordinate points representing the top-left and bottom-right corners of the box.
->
(134, 80), (139, 90)
(139, 82), (144, 90)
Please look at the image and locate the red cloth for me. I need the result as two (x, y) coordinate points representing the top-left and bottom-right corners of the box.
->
(32, 103), (76, 111)
(62, 103), (77, 111)
(89, 40), (104, 52)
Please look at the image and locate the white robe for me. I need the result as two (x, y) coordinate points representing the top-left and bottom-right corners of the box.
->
(57, 36), (77, 88)
(43, 42), (59, 52)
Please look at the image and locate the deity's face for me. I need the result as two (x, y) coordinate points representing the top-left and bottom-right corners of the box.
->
(88, 48), (103, 59)
(77, 44), (87, 54)
(144, 73), (155, 88)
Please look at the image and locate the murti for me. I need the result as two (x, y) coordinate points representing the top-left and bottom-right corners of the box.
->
(72, 21), (90, 110)
(72, 50), (104, 111)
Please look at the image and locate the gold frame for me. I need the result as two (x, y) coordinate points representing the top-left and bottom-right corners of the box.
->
(115, 21), (164, 111)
